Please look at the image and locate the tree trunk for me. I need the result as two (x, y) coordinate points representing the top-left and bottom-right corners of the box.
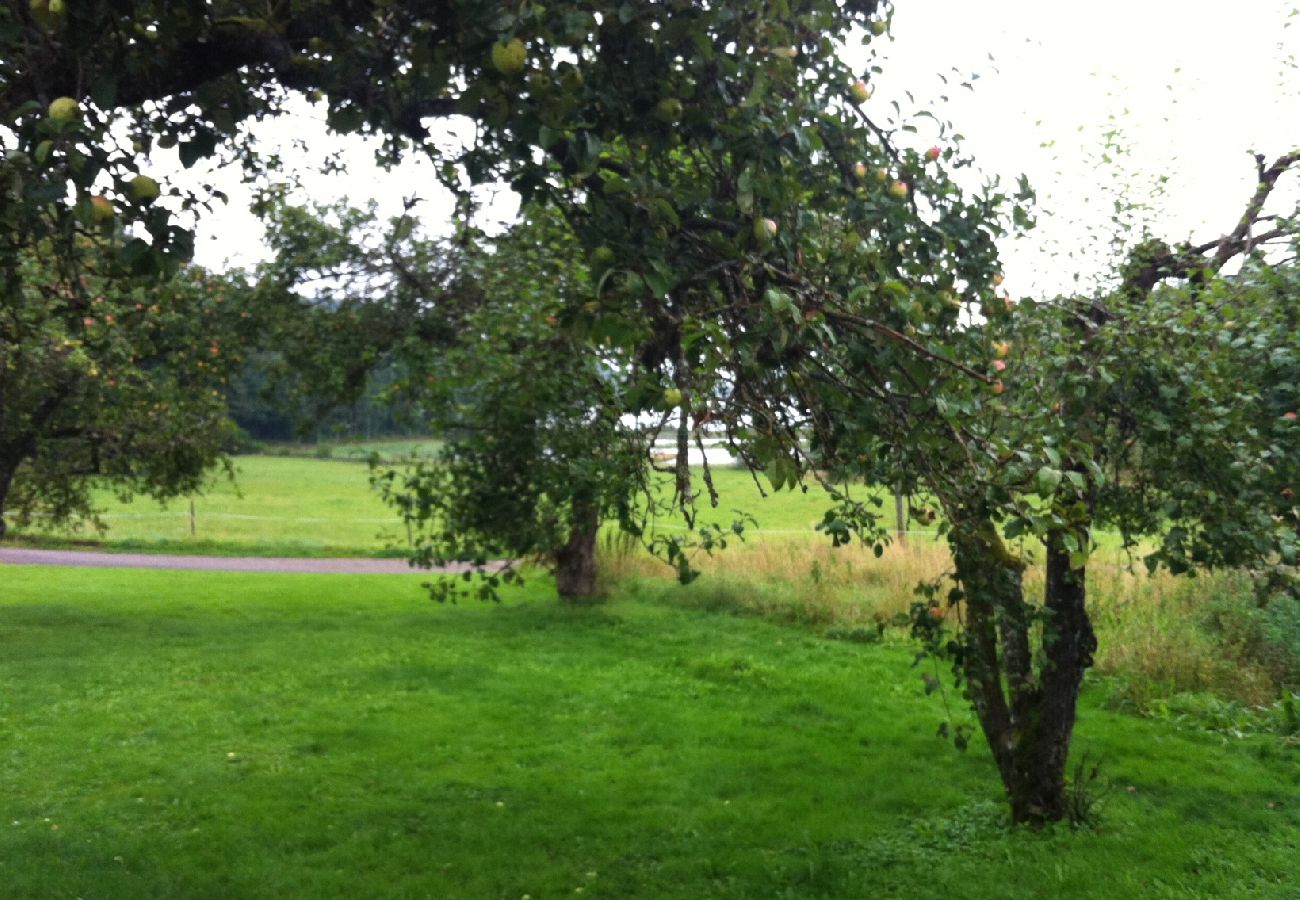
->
(553, 499), (600, 601)
(949, 525), (1022, 802)
(0, 459), (14, 540)
(1005, 532), (1097, 824)
(949, 522), (1097, 826)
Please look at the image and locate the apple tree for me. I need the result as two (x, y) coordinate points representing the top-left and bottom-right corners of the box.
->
(0, 243), (259, 538)
(251, 198), (652, 601)
(4, 0), (898, 544)
(709, 151), (1300, 825)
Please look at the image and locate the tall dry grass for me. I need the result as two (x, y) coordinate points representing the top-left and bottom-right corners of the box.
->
(600, 534), (1283, 705)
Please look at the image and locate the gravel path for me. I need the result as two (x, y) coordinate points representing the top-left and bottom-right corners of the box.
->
(0, 547), (458, 574)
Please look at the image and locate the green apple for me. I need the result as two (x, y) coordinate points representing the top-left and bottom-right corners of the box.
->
(888, 180), (909, 199)
(662, 388), (683, 408)
(853, 162), (867, 180)
(870, 19), (888, 36)
(654, 97), (683, 124)
(490, 38), (527, 76)
(48, 96), (79, 122)
(849, 80), (871, 103)
(526, 71), (552, 94)
(89, 195), (115, 223)
(753, 217), (777, 243)
(29, 0), (62, 28)
(559, 67), (584, 92)
(129, 174), (160, 202)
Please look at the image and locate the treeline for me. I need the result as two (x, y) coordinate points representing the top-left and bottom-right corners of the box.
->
(224, 352), (432, 446)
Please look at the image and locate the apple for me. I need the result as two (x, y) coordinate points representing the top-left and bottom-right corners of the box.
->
(992, 271), (1005, 287)
(994, 341), (1011, 359)
(48, 96), (79, 122)
(993, 359), (1007, 372)
(849, 80), (872, 103)
(1284, 411), (1297, 420)
(992, 380), (1004, 395)
(888, 180), (909, 199)
(526, 71), (552, 94)
(559, 67), (584, 92)
(89, 195), (115, 223)
(754, 217), (778, 242)
(874, 166), (889, 182)
(490, 38), (527, 76)
(591, 245), (615, 268)
(853, 162), (867, 180)
(654, 97), (683, 124)
(870, 19), (888, 36)
(29, 0), (62, 27)
(925, 146), (941, 162)
(662, 388), (683, 408)
(129, 174), (160, 202)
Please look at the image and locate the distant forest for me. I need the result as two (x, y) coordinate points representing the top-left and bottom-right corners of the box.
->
(225, 353), (430, 444)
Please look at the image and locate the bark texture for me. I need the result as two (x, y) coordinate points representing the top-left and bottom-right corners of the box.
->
(949, 522), (1097, 825)
(553, 500), (600, 601)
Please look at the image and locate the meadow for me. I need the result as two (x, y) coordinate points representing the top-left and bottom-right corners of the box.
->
(9, 449), (888, 557)
(1, 566), (1297, 899)
(4, 445), (1297, 897)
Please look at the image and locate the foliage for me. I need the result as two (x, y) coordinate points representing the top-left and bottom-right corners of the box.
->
(0, 243), (258, 536)
(378, 209), (645, 600)
(253, 199), (653, 599)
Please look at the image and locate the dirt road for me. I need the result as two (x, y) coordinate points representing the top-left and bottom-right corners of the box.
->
(0, 547), (451, 574)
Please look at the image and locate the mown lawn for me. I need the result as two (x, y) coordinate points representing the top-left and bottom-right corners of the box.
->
(1, 566), (1295, 898)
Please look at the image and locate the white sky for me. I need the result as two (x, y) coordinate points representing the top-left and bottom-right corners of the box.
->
(180, 0), (1300, 298)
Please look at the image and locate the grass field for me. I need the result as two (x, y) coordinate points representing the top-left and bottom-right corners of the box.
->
(8, 452), (893, 557)
(0, 565), (1296, 899)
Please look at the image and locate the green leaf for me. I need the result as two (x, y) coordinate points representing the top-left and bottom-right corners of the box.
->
(1035, 466), (1062, 499)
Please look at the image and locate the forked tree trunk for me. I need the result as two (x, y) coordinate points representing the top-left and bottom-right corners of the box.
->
(1011, 535), (1097, 822)
(553, 498), (600, 601)
(949, 523), (1097, 825)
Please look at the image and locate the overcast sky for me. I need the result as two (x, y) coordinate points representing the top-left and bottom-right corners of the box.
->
(182, 0), (1300, 298)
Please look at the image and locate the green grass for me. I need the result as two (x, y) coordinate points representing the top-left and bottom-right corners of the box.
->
(9, 455), (407, 557)
(8, 457), (895, 557)
(1, 566), (1296, 898)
